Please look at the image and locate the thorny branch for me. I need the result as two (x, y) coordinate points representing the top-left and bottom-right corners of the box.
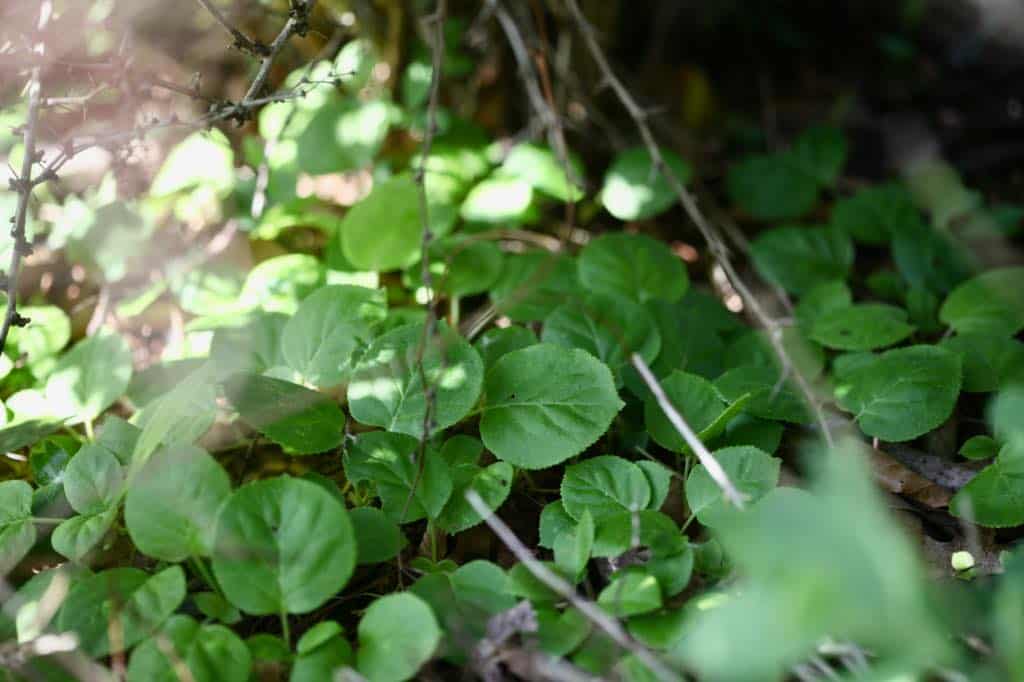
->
(466, 490), (681, 682)
(194, 0), (269, 57)
(562, 0), (839, 450)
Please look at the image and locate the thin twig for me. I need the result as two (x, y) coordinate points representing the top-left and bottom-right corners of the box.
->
(0, 3), (51, 356)
(194, 0), (268, 57)
(563, 0), (836, 448)
(631, 354), (747, 509)
(465, 491), (680, 682)
(242, 0), (316, 105)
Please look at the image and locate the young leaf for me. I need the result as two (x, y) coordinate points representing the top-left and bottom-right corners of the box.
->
(561, 455), (652, 521)
(809, 304), (915, 351)
(501, 142), (586, 202)
(125, 444), (231, 561)
(959, 435), (1000, 461)
(539, 501), (577, 550)
(592, 510), (686, 558)
(942, 334), (1024, 393)
(577, 232), (689, 303)
(795, 280), (852, 331)
(644, 371), (725, 453)
(57, 566), (186, 657)
(940, 267), (1024, 337)
(339, 174), (422, 271)
(600, 147), (692, 221)
(597, 572), (663, 617)
(51, 507), (117, 561)
(637, 460), (672, 510)
(357, 593), (441, 682)
(749, 224), (854, 295)
(350, 507), (406, 565)
(0, 480), (35, 574)
(727, 153), (818, 221)
(554, 509), (595, 580)
(790, 125), (847, 187)
(950, 455), (1024, 528)
(489, 252), (578, 322)
(835, 345), (962, 442)
(223, 374), (345, 455)
(281, 285), (387, 388)
(714, 365), (811, 424)
(542, 293), (661, 380)
(132, 366), (218, 464)
(62, 444), (123, 515)
(435, 461), (513, 534)
(685, 446), (780, 527)
(831, 183), (919, 245)
(238, 254), (325, 314)
(460, 176), (536, 224)
(474, 325), (537, 368)
(43, 331), (132, 425)
(344, 431), (452, 524)
(127, 615), (251, 682)
(212, 476), (356, 615)
(348, 321), (483, 438)
(480, 344), (623, 469)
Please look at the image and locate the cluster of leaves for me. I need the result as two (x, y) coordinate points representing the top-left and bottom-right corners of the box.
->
(2, 14), (1024, 682)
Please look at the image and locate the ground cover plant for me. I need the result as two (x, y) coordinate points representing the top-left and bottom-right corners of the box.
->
(2, 0), (1024, 680)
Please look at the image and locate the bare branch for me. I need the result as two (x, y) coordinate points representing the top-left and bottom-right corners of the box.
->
(465, 490), (680, 682)
(631, 354), (747, 509)
(193, 0), (268, 57)
(241, 0), (316, 105)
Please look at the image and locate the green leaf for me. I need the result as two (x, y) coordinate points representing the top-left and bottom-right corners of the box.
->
(193, 592), (241, 624)
(474, 325), (537, 368)
(95, 416), (140, 464)
(597, 572), (663, 617)
(57, 566), (186, 657)
(714, 365), (811, 423)
(489, 252), (578, 322)
(480, 344), (623, 469)
(298, 621), (344, 656)
(281, 285), (387, 387)
(542, 293), (661, 380)
(727, 153), (819, 221)
(405, 236), (504, 298)
(637, 460), (672, 511)
(348, 321), (483, 438)
(209, 313), (288, 379)
(835, 345), (962, 442)
(239, 254), (325, 314)
(940, 267), (1024, 337)
(344, 432), (452, 523)
(892, 220), (973, 295)
(125, 444), (231, 561)
(959, 435), (1000, 461)
(62, 444), (123, 515)
(151, 130), (234, 197)
(749, 224), (853, 294)
(644, 371), (725, 453)
(435, 461), (513, 534)
(350, 507), (406, 565)
(724, 327), (825, 379)
(685, 446), (780, 527)
(950, 456), (1024, 528)
(51, 507), (117, 561)
(0, 480), (35, 574)
(539, 501), (576, 550)
(340, 174), (422, 271)
(357, 593), (441, 682)
(646, 546), (695, 598)
(460, 176), (536, 224)
(795, 280), (852, 331)
(554, 509), (594, 580)
(991, 387), (1024, 448)
(592, 510), (685, 558)
(132, 366), (218, 463)
(809, 304), (915, 351)
(44, 331), (132, 425)
(224, 374), (345, 455)
(790, 125), (847, 187)
(501, 142), (585, 202)
(577, 232), (689, 303)
(127, 615), (251, 682)
(600, 147), (692, 221)
(0, 419), (62, 453)
(533, 607), (591, 656)
(292, 623), (353, 682)
(561, 455), (652, 521)
(6, 304), (71, 375)
(212, 476), (356, 615)
(830, 183), (919, 244)
(941, 334), (1024, 393)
